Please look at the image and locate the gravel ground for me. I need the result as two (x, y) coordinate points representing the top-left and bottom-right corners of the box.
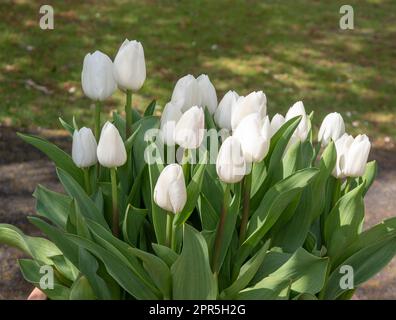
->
(0, 126), (395, 300)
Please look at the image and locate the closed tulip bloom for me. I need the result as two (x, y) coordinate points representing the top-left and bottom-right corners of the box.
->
(171, 74), (202, 113)
(216, 136), (247, 183)
(234, 113), (271, 163)
(175, 106), (205, 149)
(285, 101), (310, 142)
(160, 101), (183, 146)
(343, 134), (371, 177)
(318, 112), (345, 146)
(113, 39), (146, 91)
(333, 133), (354, 178)
(97, 122), (127, 168)
(154, 164), (187, 213)
(214, 90), (239, 131)
(270, 113), (285, 137)
(231, 91), (267, 131)
(197, 74), (217, 115)
(81, 51), (116, 101)
(72, 127), (97, 168)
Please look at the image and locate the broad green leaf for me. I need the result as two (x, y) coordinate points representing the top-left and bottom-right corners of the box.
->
(0, 224), (61, 265)
(237, 276), (290, 300)
(59, 117), (74, 135)
(144, 100), (157, 116)
(152, 243), (179, 268)
(50, 255), (78, 282)
(19, 259), (71, 300)
(17, 132), (84, 186)
(122, 204), (147, 246)
(69, 276), (96, 300)
(198, 193), (219, 231)
(362, 160), (377, 196)
(171, 224), (217, 299)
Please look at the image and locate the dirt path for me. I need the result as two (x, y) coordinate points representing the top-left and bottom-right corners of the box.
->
(0, 127), (395, 299)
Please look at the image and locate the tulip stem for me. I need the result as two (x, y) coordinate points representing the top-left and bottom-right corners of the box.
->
(110, 168), (119, 237)
(94, 102), (101, 142)
(182, 148), (190, 182)
(239, 172), (252, 245)
(212, 183), (231, 273)
(166, 213), (174, 249)
(332, 178), (342, 207)
(83, 168), (91, 195)
(125, 90), (132, 138)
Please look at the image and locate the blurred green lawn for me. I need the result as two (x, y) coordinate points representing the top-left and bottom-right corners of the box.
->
(1, 0), (395, 143)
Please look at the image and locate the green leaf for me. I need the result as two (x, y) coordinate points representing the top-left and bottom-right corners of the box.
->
(50, 255), (79, 282)
(221, 240), (270, 299)
(239, 168), (319, 263)
(152, 243), (179, 268)
(0, 224), (61, 265)
(57, 168), (109, 229)
(122, 204), (147, 246)
(124, 124), (141, 152)
(175, 153), (207, 226)
(17, 132), (84, 186)
(324, 183), (365, 258)
(198, 192), (219, 231)
(171, 224), (217, 299)
(69, 276), (96, 300)
(362, 160), (377, 196)
(19, 259), (71, 300)
(144, 100), (157, 116)
(59, 117), (74, 135)
(237, 277), (291, 300)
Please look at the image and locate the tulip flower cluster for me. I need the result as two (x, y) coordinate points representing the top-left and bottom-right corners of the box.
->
(1, 39), (395, 302)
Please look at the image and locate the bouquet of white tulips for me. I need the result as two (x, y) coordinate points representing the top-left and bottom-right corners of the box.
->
(1, 39), (395, 301)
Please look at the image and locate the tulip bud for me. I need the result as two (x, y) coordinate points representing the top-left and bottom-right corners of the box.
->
(171, 74), (201, 113)
(234, 113), (271, 163)
(333, 133), (371, 178)
(197, 74), (217, 115)
(231, 91), (267, 131)
(81, 51), (116, 101)
(72, 127), (97, 168)
(175, 106), (205, 149)
(270, 113), (285, 137)
(160, 101), (183, 146)
(216, 136), (246, 183)
(113, 39), (146, 91)
(343, 134), (371, 177)
(97, 122), (127, 168)
(154, 164), (187, 213)
(214, 90), (239, 131)
(318, 112), (345, 146)
(285, 101), (310, 142)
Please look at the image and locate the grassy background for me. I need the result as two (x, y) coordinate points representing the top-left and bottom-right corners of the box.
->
(1, 0), (395, 144)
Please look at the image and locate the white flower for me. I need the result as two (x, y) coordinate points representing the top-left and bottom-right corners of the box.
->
(233, 113), (271, 163)
(171, 74), (201, 113)
(113, 39), (146, 91)
(270, 113), (285, 137)
(231, 91), (267, 131)
(154, 164), (187, 213)
(97, 122), (127, 168)
(333, 133), (371, 178)
(81, 51), (116, 101)
(197, 74), (217, 115)
(214, 90), (239, 131)
(159, 101), (183, 146)
(216, 136), (246, 183)
(72, 127), (97, 168)
(318, 112), (345, 146)
(174, 106), (205, 149)
(285, 101), (310, 142)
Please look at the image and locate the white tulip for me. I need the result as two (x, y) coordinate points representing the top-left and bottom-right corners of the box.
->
(197, 74), (217, 115)
(216, 136), (246, 183)
(175, 106), (205, 149)
(171, 74), (201, 113)
(231, 91), (267, 131)
(285, 101), (310, 142)
(214, 90), (239, 131)
(343, 134), (371, 178)
(270, 113), (285, 137)
(154, 164), (187, 213)
(318, 112), (345, 146)
(333, 133), (371, 178)
(81, 51), (116, 101)
(72, 127), (97, 168)
(159, 101), (183, 146)
(97, 122), (127, 168)
(113, 39), (146, 91)
(234, 113), (271, 163)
